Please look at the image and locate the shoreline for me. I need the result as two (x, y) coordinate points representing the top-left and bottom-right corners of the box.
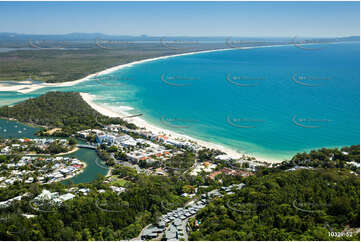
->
(0, 41), (351, 95)
(0, 43), (318, 164)
(43, 160), (88, 184)
(80, 92), (281, 164)
(0, 44), (293, 94)
(105, 168), (112, 177)
(25, 147), (79, 157)
(52, 160), (88, 183)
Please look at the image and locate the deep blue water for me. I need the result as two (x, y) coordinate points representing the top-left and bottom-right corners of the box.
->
(1, 43), (359, 161)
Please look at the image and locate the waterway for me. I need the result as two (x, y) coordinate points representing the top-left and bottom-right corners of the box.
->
(0, 118), (107, 184)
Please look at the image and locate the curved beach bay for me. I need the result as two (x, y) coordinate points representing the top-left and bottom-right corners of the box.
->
(1, 43), (360, 162)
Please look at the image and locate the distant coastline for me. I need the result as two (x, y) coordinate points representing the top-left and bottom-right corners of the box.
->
(0, 43), (295, 94)
(0, 42), (351, 164)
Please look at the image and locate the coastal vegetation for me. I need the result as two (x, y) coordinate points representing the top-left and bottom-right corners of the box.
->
(0, 173), (188, 241)
(0, 41), (224, 84)
(189, 155), (360, 241)
(277, 145), (360, 172)
(0, 92), (136, 136)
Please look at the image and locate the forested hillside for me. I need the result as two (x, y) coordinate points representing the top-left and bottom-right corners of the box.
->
(189, 166), (360, 240)
(0, 172), (187, 240)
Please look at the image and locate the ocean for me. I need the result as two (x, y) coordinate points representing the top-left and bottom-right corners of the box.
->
(1, 42), (360, 161)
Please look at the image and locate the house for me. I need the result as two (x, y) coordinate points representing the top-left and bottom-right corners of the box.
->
(96, 134), (116, 145)
(58, 193), (75, 202)
(78, 188), (90, 195)
(25, 177), (34, 184)
(141, 226), (160, 240)
(1, 146), (10, 154)
(165, 230), (177, 240)
(116, 135), (137, 147)
(347, 161), (360, 168)
(34, 189), (59, 203)
(110, 186), (126, 195)
(215, 154), (233, 161)
(174, 219), (182, 226)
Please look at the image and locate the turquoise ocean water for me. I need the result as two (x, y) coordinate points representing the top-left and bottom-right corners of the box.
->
(1, 43), (359, 161)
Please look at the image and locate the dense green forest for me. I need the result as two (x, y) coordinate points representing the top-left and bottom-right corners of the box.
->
(0, 145), (359, 240)
(189, 167), (360, 240)
(277, 145), (360, 171)
(0, 172), (188, 240)
(0, 92), (136, 135)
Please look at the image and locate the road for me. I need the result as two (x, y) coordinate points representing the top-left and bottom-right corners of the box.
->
(131, 224), (152, 241)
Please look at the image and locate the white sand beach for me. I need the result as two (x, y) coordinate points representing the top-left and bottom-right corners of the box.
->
(80, 92), (281, 164)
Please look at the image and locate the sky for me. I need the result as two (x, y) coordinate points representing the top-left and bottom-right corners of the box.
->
(0, 1), (359, 37)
